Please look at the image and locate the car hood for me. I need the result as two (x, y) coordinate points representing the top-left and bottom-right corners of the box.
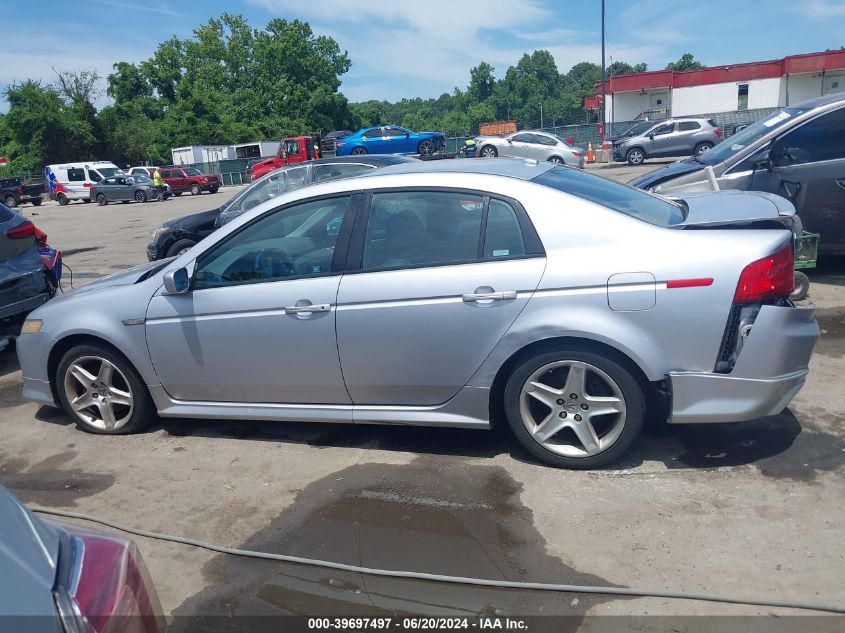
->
(62, 259), (171, 297)
(0, 486), (61, 617)
(629, 159), (703, 189)
(676, 190), (796, 229)
(165, 208), (221, 230)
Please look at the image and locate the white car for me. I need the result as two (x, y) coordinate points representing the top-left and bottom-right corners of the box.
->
(475, 131), (586, 167)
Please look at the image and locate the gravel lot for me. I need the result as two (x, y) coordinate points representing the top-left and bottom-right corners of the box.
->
(1, 161), (844, 625)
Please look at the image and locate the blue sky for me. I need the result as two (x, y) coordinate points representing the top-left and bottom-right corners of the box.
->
(3, 0), (845, 111)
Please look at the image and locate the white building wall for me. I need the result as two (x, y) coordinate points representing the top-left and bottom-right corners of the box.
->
(170, 147), (198, 165)
(611, 92), (648, 121)
(747, 77), (783, 109)
(671, 83), (738, 116)
(788, 73), (824, 104)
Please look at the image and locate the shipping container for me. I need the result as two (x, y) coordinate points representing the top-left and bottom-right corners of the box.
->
(478, 120), (518, 136)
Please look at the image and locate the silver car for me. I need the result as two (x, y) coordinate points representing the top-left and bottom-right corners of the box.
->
(613, 117), (722, 165)
(16, 160), (818, 468)
(90, 175), (160, 205)
(475, 131), (586, 167)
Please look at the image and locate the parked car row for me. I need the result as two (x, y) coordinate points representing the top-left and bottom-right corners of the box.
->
(129, 166), (220, 195)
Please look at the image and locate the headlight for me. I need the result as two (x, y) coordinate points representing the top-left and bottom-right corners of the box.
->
(21, 319), (42, 334)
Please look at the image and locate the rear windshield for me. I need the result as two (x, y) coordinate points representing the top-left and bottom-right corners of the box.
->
(532, 167), (686, 227)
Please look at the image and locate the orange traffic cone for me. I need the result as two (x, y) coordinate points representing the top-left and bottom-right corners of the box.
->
(587, 142), (594, 163)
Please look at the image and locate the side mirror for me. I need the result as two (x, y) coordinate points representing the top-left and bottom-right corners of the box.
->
(753, 149), (772, 171)
(404, 132), (410, 137)
(163, 268), (191, 295)
(647, 133), (655, 140)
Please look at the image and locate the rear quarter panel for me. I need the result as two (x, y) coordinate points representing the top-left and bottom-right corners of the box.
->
(470, 185), (793, 386)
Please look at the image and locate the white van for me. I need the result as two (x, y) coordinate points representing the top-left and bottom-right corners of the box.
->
(44, 161), (125, 205)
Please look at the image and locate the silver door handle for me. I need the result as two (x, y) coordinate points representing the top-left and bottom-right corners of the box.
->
(284, 303), (331, 314)
(462, 291), (517, 302)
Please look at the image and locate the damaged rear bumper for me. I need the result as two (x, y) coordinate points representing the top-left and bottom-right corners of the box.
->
(668, 303), (819, 424)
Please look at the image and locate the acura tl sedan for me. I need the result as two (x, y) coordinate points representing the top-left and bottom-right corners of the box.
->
(16, 160), (819, 468)
(475, 130), (586, 168)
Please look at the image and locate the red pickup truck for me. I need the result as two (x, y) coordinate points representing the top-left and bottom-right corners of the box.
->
(251, 136), (320, 180)
(133, 166), (221, 196)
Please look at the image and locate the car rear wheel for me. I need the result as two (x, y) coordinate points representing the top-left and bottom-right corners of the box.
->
(417, 140), (435, 156)
(134, 190), (147, 203)
(96, 193), (107, 206)
(4, 195), (18, 208)
(190, 184), (201, 195)
(504, 348), (645, 469)
(166, 239), (196, 258)
(351, 147), (368, 155)
(694, 142), (714, 155)
(626, 148), (645, 165)
(480, 145), (498, 158)
(57, 344), (154, 435)
(548, 156), (565, 165)
(791, 271), (810, 301)
(56, 193), (69, 206)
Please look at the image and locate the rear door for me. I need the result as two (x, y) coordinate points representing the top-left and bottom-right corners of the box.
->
(169, 169), (186, 192)
(768, 106), (845, 248)
(336, 189), (545, 406)
(676, 121), (702, 154)
(361, 128), (387, 153)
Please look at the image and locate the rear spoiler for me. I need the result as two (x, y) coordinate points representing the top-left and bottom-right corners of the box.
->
(672, 190), (796, 231)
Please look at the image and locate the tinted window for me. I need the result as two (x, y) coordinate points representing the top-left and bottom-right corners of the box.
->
(533, 134), (557, 146)
(313, 163), (374, 182)
(484, 199), (526, 258)
(384, 127), (407, 137)
(532, 167), (685, 227)
(772, 107), (845, 165)
(362, 129), (384, 139)
(195, 196), (353, 289)
(184, 168), (202, 176)
(363, 191), (484, 270)
(161, 170), (173, 178)
(738, 84), (749, 111)
(511, 133), (534, 143)
(678, 121), (701, 131)
(67, 168), (86, 182)
(652, 123), (674, 136)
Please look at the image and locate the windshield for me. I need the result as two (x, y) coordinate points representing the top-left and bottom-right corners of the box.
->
(696, 107), (811, 165)
(619, 121), (655, 137)
(533, 166), (685, 227)
(184, 167), (203, 176)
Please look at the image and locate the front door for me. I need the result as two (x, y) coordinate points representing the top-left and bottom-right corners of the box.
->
(502, 133), (536, 159)
(145, 194), (358, 403)
(336, 190), (545, 405)
(648, 122), (676, 157)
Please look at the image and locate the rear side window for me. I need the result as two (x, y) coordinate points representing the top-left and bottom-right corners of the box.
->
(485, 199), (526, 258)
(532, 134), (557, 146)
(532, 167), (685, 227)
(772, 107), (845, 165)
(678, 121), (701, 131)
(362, 129), (384, 139)
(313, 163), (374, 182)
(707, 119), (717, 128)
(67, 168), (86, 182)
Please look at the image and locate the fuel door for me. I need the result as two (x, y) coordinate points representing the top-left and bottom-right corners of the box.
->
(607, 272), (656, 311)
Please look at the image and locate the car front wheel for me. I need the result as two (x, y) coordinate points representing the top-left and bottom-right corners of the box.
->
(190, 184), (201, 195)
(418, 140), (435, 156)
(57, 344), (154, 434)
(504, 348), (645, 469)
(134, 190), (147, 203)
(480, 145), (498, 158)
(626, 148), (645, 165)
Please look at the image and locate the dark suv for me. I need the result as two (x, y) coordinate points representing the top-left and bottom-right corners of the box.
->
(630, 94), (845, 255)
(613, 118), (722, 165)
(0, 178), (45, 208)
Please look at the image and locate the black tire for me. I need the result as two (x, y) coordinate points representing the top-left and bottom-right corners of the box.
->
(31, 198), (42, 206)
(548, 156), (565, 165)
(417, 140), (435, 156)
(96, 193), (108, 206)
(209, 186), (219, 194)
(791, 271), (810, 301)
(165, 239), (196, 258)
(190, 183), (201, 195)
(626, 147), (645, 166)
(480, 145), (498, 158)
(694, 142), (714, 155)
(134, 190), (147, 203)
(351, 147), (368, 155)
(174, 192), (183, 197)
(503, 348), (646, 469)
(4, 195), (18, 208)
(57, 193), (69, 206)
(56, 344), (155, 435)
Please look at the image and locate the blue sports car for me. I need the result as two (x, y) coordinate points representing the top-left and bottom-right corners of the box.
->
(335, 125), (446, 157)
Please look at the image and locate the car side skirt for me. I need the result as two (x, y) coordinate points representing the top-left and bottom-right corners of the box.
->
(148, 384), (491, 429)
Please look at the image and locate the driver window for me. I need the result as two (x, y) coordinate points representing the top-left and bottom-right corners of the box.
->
(511, 133), (534, 143)
(194, 196), (353, 289)
(652, 123), (674, 136)
(771, 108), (845, 166)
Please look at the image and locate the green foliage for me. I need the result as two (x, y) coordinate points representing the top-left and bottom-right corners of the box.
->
(666, 53), (705, 71)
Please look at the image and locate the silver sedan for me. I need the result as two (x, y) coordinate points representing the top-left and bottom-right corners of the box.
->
(16, 160), (818, 468)
(475, 131), (586, 167)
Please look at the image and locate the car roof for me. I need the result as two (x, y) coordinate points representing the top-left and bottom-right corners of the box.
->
(791, 93), (845, 109)
(363, 157), (557, 180)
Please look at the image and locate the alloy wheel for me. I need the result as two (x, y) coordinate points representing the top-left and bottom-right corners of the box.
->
(481, 146), (497, 158)
(62, 356), (134, 431)
(519, 360), (626, 458)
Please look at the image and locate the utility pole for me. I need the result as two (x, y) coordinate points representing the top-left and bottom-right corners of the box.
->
(601, 0), (606, 142)
(540, 103), (544, 129)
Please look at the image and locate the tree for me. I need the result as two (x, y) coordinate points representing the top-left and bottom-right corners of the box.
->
(666, 53), (704, 71)
(468, 62), (495, 102)
(607, 61), (648, 77)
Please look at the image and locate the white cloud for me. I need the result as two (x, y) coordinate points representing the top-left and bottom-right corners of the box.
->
(91, 0), (185, 17)
(802, 0), (845, 17)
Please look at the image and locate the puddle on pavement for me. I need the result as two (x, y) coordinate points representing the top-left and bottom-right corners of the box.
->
(670, 410), (845, 481)
(0, 450), (114, 506)
(170, 460), (625, 629)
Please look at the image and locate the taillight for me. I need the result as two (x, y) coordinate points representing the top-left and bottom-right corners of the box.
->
(18, 186), (24, 195)
(572, 151), (582, 157)
(49, 519), (163, 633)
(6, 220), (36, 239)
(714, 129), (722, 138)
(733, 244), (794, 304)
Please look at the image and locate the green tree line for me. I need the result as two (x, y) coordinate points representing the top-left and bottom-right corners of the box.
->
(0, 11), (703, 175)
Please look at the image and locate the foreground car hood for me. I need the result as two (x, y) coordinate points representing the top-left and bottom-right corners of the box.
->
(677, 190), (796, 229)
(629, 159), (703, 189)
(64, 259), (171, 297)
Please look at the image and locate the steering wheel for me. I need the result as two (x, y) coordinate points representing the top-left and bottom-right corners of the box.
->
(253, 248), (295, 279)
